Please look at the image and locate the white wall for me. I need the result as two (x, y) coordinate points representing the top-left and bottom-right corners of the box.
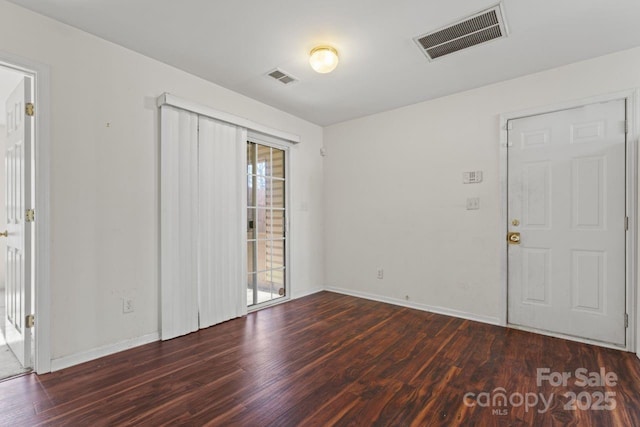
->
(0, 0), (324, 364)
(324, 47), (640, 341)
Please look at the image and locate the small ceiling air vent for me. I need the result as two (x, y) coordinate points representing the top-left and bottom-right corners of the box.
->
(414, 3), (508, 61)
(267, 68), (298, 85)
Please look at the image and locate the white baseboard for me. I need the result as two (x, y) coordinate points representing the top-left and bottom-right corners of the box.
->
(50, 332), (160, 372)
(326, 286), (501, 326)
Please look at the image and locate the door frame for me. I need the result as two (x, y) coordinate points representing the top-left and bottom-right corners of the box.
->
(246, 131), (292, 313)
(499, 89), (639, 352)
(0, 52), (51, 373)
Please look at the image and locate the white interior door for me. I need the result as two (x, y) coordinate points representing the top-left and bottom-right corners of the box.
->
(507, 99), (627, 346)
(4, 77), (32, 366)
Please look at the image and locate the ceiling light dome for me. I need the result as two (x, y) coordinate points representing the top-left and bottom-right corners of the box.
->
(309, 46), (339, 74)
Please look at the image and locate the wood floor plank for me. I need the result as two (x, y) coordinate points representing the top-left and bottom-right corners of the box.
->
(0, 291), (639, 426)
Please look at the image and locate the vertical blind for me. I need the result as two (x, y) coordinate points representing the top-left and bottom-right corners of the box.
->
(197, 117), (247, 329)
(160, 106), (248, 340)
(160, 106), (199, 340)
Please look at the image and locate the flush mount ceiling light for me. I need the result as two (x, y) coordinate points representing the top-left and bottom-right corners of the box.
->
(309, 46), (339, 73)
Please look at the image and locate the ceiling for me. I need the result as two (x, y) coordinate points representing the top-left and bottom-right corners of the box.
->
(7, 0), (640, 126)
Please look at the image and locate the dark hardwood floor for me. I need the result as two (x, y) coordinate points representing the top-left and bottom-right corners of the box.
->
(1, 291), (639, 426)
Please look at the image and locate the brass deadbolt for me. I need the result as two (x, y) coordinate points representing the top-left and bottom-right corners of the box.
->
(507, 232), (521, 244)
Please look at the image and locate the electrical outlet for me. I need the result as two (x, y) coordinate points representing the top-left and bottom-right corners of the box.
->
(377, 268), (384, 279)
(123, 298), (134, 314)
(466, 197), (480, 210)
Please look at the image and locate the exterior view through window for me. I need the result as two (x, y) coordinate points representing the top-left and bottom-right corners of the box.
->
(247, 141), (286, 306)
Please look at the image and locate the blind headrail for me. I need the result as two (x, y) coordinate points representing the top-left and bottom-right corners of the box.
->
(157, 93), (300, 144)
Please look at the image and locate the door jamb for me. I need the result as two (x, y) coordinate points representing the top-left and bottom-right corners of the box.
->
(499, 89), (639, 353)
(0, 51), (51, 373)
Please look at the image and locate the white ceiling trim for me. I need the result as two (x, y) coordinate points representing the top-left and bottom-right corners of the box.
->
(156, 93), (300, 144)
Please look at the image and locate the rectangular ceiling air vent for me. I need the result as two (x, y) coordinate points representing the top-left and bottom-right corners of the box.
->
(414, 4), (508, 61)
(267, 68), (298, 85)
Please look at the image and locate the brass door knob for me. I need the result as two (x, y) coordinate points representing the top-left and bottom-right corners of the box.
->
(507, 232), (520, 244)
(0, 231), (7, 237)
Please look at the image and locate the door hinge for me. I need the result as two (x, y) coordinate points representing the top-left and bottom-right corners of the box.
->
(624, 120), (629, 134)
(625, 216), (629, 231)
(25, 103), (34, 117)
(26, 314), (35, 328)
(26, 208), (35, 223)
(506, 121), (513, 131)
(624, 313), (629, 328)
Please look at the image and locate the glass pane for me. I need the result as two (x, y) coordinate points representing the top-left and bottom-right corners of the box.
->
(267, 240), (285, 270)
(256, 208), (267, 239)
(267, 210), (285, 239)
(257, 271), (274, 303)
(247, 242), (255, 273)
(247, 142), (256, 175)
(257, 145), (270, 176)
(271, 180), (284, 208)
(270, 268), (286, 297)
(247, 273), (256, 306)
(255, 239), (269, 272)
(256, 176), (268, 207)
(272, 148), (284, 178)
(247, 208), (255, 240)
(247, 175), (256, 207)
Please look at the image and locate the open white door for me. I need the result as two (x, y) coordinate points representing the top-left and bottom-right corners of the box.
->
(4, 77), (33, 367)
(507, 100), (627, 346)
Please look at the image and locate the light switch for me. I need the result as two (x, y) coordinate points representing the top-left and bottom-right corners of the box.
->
(463, 171), (483, 184)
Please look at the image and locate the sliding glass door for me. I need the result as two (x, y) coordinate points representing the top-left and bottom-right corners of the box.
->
(247, 140), (287, 307)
